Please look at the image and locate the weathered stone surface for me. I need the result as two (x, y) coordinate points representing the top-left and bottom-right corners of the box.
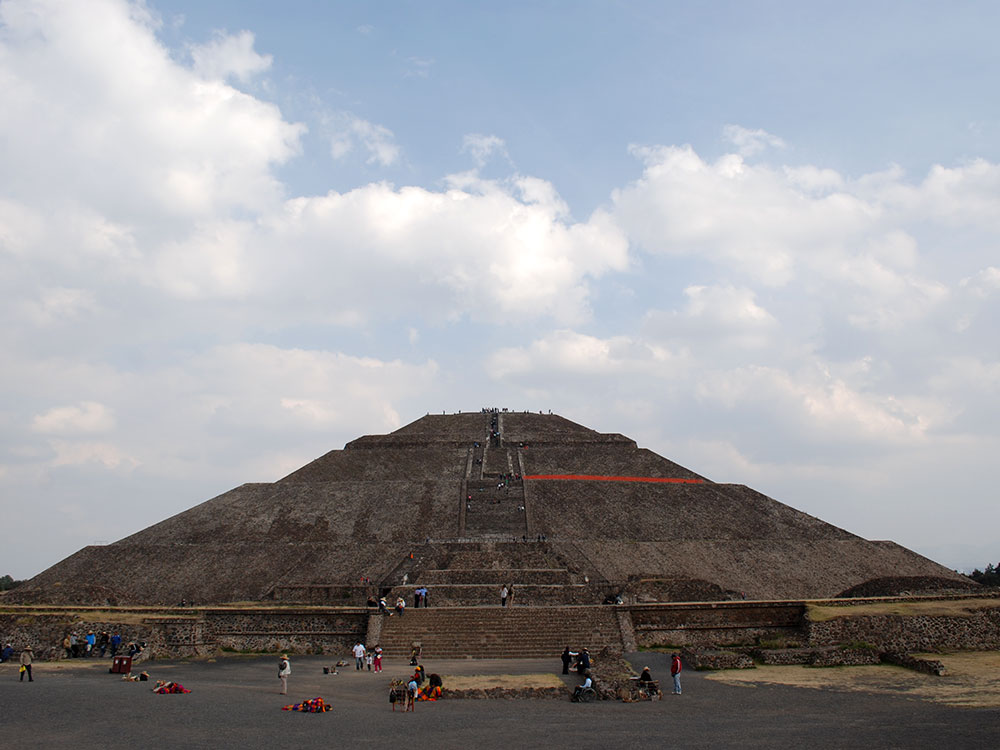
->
(7, 412), (970, 608)
(881, 651), (946, 676)
(806, 608), (1000, 652)
(684, 648), (756, 670)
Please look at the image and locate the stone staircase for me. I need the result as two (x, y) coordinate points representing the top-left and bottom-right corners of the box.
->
(464, 478), (526, 537)
(373, 605), (626, 657)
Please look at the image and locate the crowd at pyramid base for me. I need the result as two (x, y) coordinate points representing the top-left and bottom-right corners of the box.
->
(7, 411), (974, 608)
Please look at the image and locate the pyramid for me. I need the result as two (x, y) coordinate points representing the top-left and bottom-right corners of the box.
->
(8, 411), (969, 606)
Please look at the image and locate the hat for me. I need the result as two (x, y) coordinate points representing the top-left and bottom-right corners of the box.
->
(281, 654), (288, 659)
(23, 645), (33, 651)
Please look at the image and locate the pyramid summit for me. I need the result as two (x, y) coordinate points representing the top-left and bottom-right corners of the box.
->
(10, 410), (968, 606)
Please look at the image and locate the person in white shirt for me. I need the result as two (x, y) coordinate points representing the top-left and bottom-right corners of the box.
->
(352, 642), (367, 671)
(278, 654), (291, 695)
(573, 671), (593, 701)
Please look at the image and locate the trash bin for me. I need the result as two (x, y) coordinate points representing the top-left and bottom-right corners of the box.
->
(111, 655), (132, 674)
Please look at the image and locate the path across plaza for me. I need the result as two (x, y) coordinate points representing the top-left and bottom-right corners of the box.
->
(2, 651), (998, 749)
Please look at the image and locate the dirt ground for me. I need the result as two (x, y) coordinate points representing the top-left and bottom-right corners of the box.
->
(2, 651), (999, 749)
(707, 650), (1000, 708)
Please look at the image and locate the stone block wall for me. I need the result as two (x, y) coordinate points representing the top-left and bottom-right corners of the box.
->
(631, 602), (807, 647)
(806, 608), (1000, 652)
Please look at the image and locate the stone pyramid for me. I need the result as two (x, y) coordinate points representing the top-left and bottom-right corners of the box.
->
(8, 411), (968, 606)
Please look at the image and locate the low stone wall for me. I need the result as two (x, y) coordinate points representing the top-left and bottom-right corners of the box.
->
(881, 651), (946, 676)
(806, 608), (1000, 652)
(0, 608), (368, 660)
(749, 647), (878, 666)
(632, 602), (806, 647)
(683, 648), (755, 670)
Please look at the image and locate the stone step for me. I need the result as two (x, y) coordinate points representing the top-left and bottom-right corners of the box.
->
(373, 607), (625, 657)
(416, 568), (571, 585)
(383, 582), (605, 607)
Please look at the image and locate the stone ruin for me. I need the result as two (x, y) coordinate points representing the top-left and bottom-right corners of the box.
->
(7, 410), (972, 607)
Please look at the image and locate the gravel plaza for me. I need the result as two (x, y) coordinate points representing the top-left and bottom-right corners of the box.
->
(3, 651), (999, 749)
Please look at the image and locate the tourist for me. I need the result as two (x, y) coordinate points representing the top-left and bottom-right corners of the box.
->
(70, 632), (79, 657)
(670, 653), (682, 695)
(19, 645), (33, 682)
(1, 643), (14, 662)
(500, 584), (508, 607)
(98, 631), (109, 657)
(406, 678), (418, 711)
(109, 632), (121, 656)
(639, 666), (654, 683)
(378, 597), (391, 616)
(62, 634), (71, 659)
(353, 641), (366, 670)
(572, 671), (593, 701)
(576, 648), (591, 673)
(395, 596), (406, 616)
(560, 646), (578, 675)
(366, 652), (374, 671)
(373, 645), (383, 673)
(85, 630), (96, 656)
(278, 654), (291, 695)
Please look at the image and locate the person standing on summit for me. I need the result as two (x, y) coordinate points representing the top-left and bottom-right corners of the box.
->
(500, 584), (509, 607)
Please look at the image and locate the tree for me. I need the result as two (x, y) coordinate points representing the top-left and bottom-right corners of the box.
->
(0, 574), (23, 591)
(967, 563), (1000, 587)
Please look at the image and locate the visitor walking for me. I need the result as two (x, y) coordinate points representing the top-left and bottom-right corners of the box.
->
(671, 653), (682, 694)
(500, 584), (508, 607)
(278, 654), (291, 695)
(353, 641), (366, 670)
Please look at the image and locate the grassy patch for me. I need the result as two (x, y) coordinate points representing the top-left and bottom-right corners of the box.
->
(706, 651), (1000, 708)
(441, 673), (565, 690)
(806, 598), (1000, 622)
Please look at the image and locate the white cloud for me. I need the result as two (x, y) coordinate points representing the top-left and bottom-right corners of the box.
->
(32, 401), (115, 434)
(722, 124), (786, 156)
(189, 29), (272, 83)
(461, 133), (509, 167)
(330, 114), (400, 166)
(49, 439), (138, 469)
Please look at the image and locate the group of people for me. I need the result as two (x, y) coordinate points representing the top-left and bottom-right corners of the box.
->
(350, 642), (384, 672)
(561, 646), (591, 674)
(60, 630), (132, 659)
(561, 647), (683, 699)
(500, 584), (514, 606)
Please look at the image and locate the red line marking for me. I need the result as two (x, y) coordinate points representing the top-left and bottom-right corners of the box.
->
(523, 474), (704, 484)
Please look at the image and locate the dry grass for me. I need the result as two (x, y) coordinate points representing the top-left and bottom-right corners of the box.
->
(806, 598), (1000, 622)
(706, 651), (1000, 708)
(441, 673), (565, 690)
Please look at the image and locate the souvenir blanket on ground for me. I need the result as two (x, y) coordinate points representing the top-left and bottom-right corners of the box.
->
(282, 697), (331, 712)
(153, 683), (191, 694)
(417, 685), (441, 701)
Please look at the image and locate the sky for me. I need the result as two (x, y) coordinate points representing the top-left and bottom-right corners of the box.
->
(2, 0), (998, 580)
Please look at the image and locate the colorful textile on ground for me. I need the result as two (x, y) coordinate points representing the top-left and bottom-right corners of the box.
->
(417, 685), (441, 701)
(153, 682), (190, 694)
(282, 697), (331, 712)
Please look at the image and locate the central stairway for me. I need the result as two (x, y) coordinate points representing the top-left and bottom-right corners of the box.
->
(373, 605), (626, 657)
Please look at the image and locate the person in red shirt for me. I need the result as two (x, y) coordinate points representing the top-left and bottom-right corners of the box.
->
(670, 653), (682, 695)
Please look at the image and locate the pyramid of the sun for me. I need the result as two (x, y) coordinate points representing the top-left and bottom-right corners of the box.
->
(10, 411), (967, 605)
